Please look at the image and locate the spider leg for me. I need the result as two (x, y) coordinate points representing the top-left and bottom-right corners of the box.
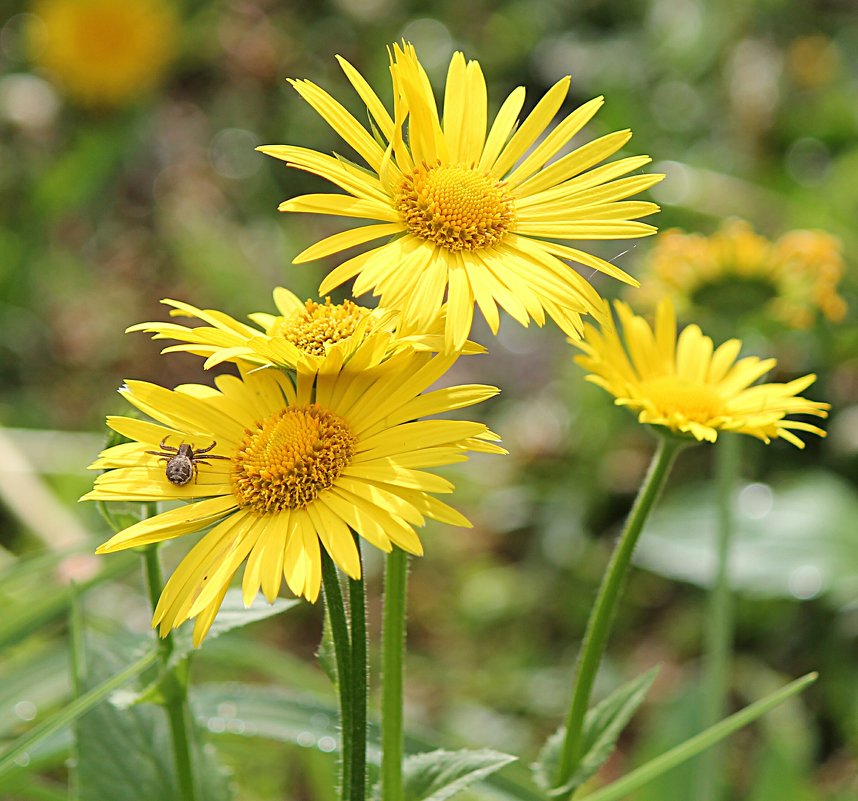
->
(146, 450), (172, 459)
(195, 441), (217, 455)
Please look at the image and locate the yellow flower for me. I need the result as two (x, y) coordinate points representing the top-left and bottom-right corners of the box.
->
(258, 42), (663, 352)
(127, 287), (484, 372)
(636, 220), (847, 329)
(28, 0), (176, 107)
(83, 345), (504, 645)
(572, 300), (829, 446)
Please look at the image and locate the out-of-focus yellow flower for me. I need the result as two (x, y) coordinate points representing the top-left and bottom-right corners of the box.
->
(127, 287), (484, 373)
(83, 342), (504, 645)
(787, 35), (840, 90)
(572, 299), (829, 447)
(636, 220), (847, 329)
(28, 0), (177, 108)
(259, 42), (662, 352)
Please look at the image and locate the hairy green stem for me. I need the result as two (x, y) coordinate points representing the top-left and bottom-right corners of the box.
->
(321, 549), (352, 800)
(348, 537), (368, 801)
(142, 546), (197, 801)
(381, 548), (409, 801)
(556, 436), (684, 788)
(696, 433), (741, 801)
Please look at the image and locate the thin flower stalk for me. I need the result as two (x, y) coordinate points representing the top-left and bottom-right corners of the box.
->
(321, 550), (353, 800)
(142, 545), (198, 801)
(348, 538), (368, 801)
(381, 547), (409, 801)
(556, 436), (684, 787)
(695, 433), (741, 801)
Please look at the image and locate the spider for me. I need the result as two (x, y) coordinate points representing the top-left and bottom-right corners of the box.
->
(146, 438), (230, 486)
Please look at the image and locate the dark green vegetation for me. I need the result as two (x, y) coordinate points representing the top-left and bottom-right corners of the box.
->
(1, 1), (857, 798)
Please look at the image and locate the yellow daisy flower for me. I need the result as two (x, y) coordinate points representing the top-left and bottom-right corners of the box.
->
(572, 300), (829, 446)
(636, 220), (847, 329)
(28, 0), (176, 108)
(127, 287), (484, 372)
(258, 42), (663, 352)
(83, 346), (504, 645)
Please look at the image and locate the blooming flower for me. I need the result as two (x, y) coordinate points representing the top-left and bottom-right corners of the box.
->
(259, 42), (662, 351)
(28, 0), (176, 108)
(127, 287), (484, 372)
(83, 344), (504, 644)
(572, 300), (829, 446)
(635, 220), (847, 329)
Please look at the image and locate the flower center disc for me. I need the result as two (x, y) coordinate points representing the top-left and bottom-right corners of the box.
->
(396, 163), (515, 251)
(639, 376), (725, 423)
(270, 298), (369, 356)
(232, 405), (357, 512)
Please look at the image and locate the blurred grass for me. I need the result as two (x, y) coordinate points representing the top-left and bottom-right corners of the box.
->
(1, 0), (857, 798)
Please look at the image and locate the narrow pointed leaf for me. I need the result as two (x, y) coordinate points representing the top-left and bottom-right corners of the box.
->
(398, 749), (518, 801)
(577, 673), (817, 801)
(535, 666), (660, 795)
(0, 649), (158, 777)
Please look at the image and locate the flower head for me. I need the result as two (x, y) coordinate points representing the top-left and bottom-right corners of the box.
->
(83, 343), (504, 644)
(28, 0), (176, 108)
(572, 300), (829, 446)
(259, 42), (663, 352)
(636, 220), (847, 329)
(128, 287), (484, 372)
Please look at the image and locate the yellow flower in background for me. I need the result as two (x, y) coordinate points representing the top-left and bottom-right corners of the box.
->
(127, 287), (484, 372)
(572, 300), (829, 446)
(28, 0), (176, 107)
(259, 42), (663, 352)
(636, 220), (847, 329)
(83, 345), (504, 644)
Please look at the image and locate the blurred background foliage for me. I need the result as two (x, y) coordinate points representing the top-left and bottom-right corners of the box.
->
(1, 0), (857, 799)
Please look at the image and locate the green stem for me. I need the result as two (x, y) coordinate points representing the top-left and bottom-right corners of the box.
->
(321, 549), (353, 800)
(142, 547), (197, 801)
(348, 537), (368, 801)
(381, 548), (409, 801)
(695, 433), (741, 801)
(555, 436), (684, 788)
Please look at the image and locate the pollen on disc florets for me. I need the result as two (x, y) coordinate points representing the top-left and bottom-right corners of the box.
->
(270, 298), (369, 356)
(396, 162), (516, 252)
(639, 376), (725, 423)
(231, 405), (357, 512)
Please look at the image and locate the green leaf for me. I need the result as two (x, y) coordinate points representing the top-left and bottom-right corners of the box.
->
(74, 638), (232, 801)
(316, 603), (339, 688)
(397, 749), (517, 801)
(0, 548), (136, 649)
(114, 589), (301, 709)
(534, 666), (660, 796)
(576, 673), (817, 801)
(191, 682), (345, 755)
(169, 589), (301, 667)
(191, 684), (545, 801)
(0, 649), (158, 777)
(635, 472), (858, 604)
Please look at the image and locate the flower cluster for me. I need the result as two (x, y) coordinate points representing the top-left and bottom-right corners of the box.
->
(635, 219), (847, 329)
(87, 44), (831, 644)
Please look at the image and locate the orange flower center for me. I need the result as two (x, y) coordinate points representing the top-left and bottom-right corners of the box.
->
(396, 162), (515, 251)
(231, 405), (356, 512)
(269, 298), (369, 356)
